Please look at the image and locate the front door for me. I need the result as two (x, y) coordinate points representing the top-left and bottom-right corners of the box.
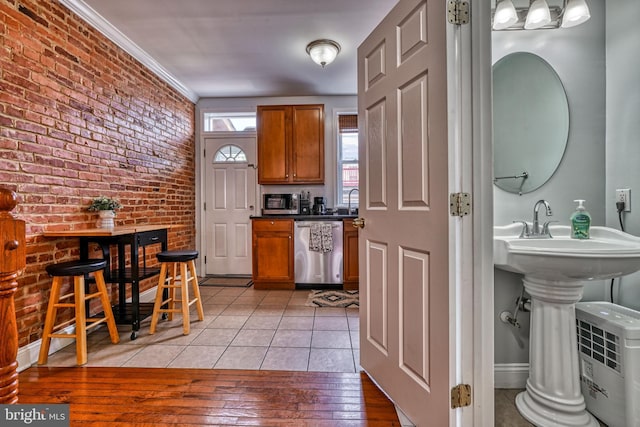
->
(358, 0), (450, 425)
(203, 137), (257, 275)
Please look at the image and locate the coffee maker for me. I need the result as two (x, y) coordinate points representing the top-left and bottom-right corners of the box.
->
(300, 191), (311, 215)
(312, 197), (326, 215)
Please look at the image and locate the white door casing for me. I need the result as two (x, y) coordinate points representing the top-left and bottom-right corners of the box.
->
(203, 137), (257, 275)
(358, 0), (452, 425)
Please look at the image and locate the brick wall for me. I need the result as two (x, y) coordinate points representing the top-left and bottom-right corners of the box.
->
(0, 0), (196, 347)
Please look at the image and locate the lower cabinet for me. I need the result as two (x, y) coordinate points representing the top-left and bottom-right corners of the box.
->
(343, 219), (359, 290)
(251, 218), (294, 289)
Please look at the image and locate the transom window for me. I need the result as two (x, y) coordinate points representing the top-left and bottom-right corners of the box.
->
(203, 112), (256, 132)
(214, 145), (247, 163)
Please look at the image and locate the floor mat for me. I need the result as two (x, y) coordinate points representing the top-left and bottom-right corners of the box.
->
(199, 276), (253, 287)
(305, 289), (359, 308)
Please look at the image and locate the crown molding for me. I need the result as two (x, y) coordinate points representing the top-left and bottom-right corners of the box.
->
(58, 0), (199, 103)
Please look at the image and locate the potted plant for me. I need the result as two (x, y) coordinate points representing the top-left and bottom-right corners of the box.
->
(88, 196), (122, 228)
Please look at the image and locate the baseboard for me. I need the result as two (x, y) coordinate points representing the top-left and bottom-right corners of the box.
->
(494, 363), (529, 389)
(16, 286), (157, 372)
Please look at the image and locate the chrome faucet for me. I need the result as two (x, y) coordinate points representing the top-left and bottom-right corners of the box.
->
(532, 199), (552, 235)
(514, 200), (554, 239)
(348, 188), (359, 215)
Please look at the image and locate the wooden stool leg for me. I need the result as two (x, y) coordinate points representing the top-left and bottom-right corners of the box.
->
(38, 277), (62, 365)
(188, 260), (204, 321)
(150, 263), (168, 334)
(74, 275), (88, 365)
(180, 262), (190, 335)
(94, 270), (120, 344)
(167, 262), (177, 321)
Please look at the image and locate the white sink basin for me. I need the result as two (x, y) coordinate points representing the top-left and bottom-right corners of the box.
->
(494, 223), (640, 281)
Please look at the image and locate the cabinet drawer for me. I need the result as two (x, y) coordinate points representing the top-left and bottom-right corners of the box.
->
(136, 229), (167, 246)
(252, 219), (293, 232)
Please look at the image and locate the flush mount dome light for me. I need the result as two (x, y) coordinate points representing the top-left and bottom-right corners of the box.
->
(306, 39), (341, 68)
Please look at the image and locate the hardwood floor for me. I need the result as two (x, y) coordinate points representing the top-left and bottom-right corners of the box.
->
(18, 366), (401, 426)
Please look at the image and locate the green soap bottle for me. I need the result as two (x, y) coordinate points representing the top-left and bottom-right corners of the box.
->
(570, 199), (591, 239)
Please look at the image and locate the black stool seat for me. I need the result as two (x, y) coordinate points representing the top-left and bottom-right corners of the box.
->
(45, 259), (107, 277)
(156, 250), (198, 263)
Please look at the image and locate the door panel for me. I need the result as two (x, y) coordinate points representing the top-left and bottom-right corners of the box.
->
(358, 0), (449, 425)
(204, 137), (256, 275)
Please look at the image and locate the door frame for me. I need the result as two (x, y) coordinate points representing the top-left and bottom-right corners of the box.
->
(454, 0), (494, 425)
(196, 126), (258, 276)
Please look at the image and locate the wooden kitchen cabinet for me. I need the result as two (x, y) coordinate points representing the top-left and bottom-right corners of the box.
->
(251, 218), (295, 289)
(343, 219), (359, 290)
(257, 104), (324, 184)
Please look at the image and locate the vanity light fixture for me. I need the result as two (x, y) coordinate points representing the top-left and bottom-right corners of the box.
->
(493, 0), (519, 30)
(491, 0), (591, 31)
(306, 39), (341, 68)
(524, 0), (552, 29)
(561, 0), (591, 28)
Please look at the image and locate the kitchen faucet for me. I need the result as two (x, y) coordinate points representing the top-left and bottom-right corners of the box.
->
(348, 188), (359, 215)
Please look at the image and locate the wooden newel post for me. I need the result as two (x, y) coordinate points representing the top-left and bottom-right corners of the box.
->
(0, 188), (25, 404)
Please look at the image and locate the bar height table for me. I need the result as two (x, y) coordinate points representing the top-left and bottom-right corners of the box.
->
(43, 225), (170, 340)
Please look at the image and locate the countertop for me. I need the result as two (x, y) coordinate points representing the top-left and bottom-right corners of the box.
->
(251, 214), (357, 221)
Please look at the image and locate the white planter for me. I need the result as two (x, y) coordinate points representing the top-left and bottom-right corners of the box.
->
(96, 210), (116, 228)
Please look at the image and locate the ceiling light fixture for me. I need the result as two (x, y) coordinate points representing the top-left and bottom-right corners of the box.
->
(306, 39), (341, 68)
(561, 0), (591, 28)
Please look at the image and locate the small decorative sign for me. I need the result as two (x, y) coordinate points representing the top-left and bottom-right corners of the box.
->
(0, 404), (70, 426)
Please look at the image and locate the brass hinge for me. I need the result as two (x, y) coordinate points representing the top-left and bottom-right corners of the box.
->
(451, 384), (472, 408)
(447, 0), (470, 25)
(449, 192), (471, 217)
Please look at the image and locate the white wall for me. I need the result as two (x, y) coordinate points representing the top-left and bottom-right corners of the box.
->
(492, 0), (606, 364)
(605, 0), (640, 310)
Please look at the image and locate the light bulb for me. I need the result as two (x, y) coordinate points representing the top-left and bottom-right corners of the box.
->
(524, 0), (551, 29)
(493, 0), (518, 30)
(561, 0), (590, 28)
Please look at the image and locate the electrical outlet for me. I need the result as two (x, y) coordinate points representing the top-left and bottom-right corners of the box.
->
(616, 188), (631, 212)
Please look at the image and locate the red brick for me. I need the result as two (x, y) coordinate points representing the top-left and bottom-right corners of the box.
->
(1, 0), (195, 348)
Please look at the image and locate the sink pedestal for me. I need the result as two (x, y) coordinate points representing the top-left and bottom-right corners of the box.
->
(516, 276), (598, 427)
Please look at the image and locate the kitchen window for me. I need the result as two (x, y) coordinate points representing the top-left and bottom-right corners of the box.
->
(336, 113), (359, 206)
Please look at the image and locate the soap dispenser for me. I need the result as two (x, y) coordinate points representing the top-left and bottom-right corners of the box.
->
(570, 199), (591, 239)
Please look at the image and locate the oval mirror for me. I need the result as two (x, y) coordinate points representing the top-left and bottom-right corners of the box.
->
(493, 52), (569, 194)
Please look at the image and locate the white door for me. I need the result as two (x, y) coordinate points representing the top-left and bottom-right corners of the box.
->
(358, 0), (450, 425)
(204, 137), (257, 275)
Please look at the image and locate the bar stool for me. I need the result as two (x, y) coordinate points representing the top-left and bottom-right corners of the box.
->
(38, 259), (120, 366)
(149, 250), (204, 335)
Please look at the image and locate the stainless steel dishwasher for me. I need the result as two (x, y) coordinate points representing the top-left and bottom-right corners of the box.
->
(294, 220), (343, 286)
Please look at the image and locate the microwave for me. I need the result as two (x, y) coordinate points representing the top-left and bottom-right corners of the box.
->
(262, 193), (300, 215)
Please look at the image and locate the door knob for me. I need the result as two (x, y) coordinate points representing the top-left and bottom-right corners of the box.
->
(352, 218), (365, 229)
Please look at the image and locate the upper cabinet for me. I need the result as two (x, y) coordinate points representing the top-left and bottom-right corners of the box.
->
(257, 104), (324, 184)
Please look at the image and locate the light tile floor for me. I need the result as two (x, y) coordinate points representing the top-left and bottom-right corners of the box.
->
(40, 285), (361, 372)
(39, 285), (577, 425)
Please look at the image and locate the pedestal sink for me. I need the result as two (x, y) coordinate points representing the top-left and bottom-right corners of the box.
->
(494, 224), (640, 427)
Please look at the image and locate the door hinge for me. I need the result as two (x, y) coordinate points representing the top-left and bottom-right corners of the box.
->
(450, 192), (471, 217)
(451, 384), (472, 408)
(204, 256), (206, 264)
(447, 0), (470, 25)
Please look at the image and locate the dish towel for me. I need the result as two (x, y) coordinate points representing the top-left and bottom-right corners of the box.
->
(309, 223), (334, 253)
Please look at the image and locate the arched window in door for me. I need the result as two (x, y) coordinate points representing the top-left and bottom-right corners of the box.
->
(214, 144), (247, 163)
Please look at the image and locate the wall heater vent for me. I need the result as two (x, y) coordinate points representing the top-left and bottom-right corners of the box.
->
(575, 302), (640, 427)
